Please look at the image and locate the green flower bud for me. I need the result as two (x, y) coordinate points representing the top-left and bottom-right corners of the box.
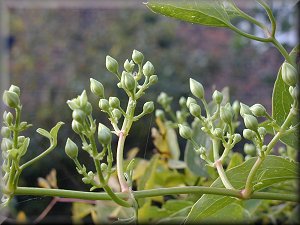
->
(124, 59), (135, 72)
(72, 109), (86, 124)
(99, 99), (110, 111)
(186, 97), (197, 109)
(83, 102), (92, 115)
(143, 61), (154, 77)
(67, 98), (80, 110)
(98, 123), (112, 146)
(212, 90), (223, 104)
(199, 146), (206, 154)
(132, 49), (144, 65)
(90, 78), (104, 98)
(291, 86), (299, 100)
(106, 55), (119, 74)
(109, 97), (120, 108)
(233, 133), (242, 143)
(282, 62), (298, 87)
(8, 85), (20, 96)
(101, 163), (108, 171)
(3, 90), (20, 108)
(250, 104), (266, 117)
(243, 114), (258, 131)
(157, 92), (172, 107)
(232, 100), (240, 116)
(240, 103), (252, 117)
(65, 138), (78, 159)
(190, 78), (204, 99)
(178, 124), (193, 140)
(82, 177), (91, 184)
(258, 127), (267, 136)
(243, 129), (255, 140)
(121, 71), (136, 92)
(176, 111), (185, 123)
(220, 105), (233, 124)
(72, 120), (84, 134)
(1, 127), (10, 138)
(4, 112), (14, 125)
(143, 101), (154, 114)
(149, 75), (158, 85)
(244, 143), (256, 156)
(1, 138), (12, 152)
(79, 90), (88, 108)
(112, 108), (122, 120)
(179, 97), (187, 108)
(189, 103), (201, 118)
(155, 109), (165, 120)
(213, 128), (223, 138)
(88, 171), (94, 178)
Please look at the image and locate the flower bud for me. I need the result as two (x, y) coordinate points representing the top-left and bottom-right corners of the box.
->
(149, 75), (158, 84)
(220, 104), (233, 124)
(72, 109), (86, 124)
(99, 99), (110, 111)
(212, 90), (223, 104)
(121, 71), (136, 92)
(106, 55), (119, 74)
(90, 78), (104, 98)
(4, 112), (14, 125)
(132, 49), (144, 65)
(109, 97), (120, 108)
(282, 62), (297, 87)
(65, 138), (78, 159)
(79, 90), (88, 108)
(83, 102), (92, 115)
(190, 78), (204, 99)
(1, 138), (12, 152)
(72, 120), (84, 134)
(1, 127), (10, 138)
(112, 108), (122, 120)
(143, 101), (154, 114)
(124, 59), (135, 72)
(232, 100), (240, 116)
(155, 109), (165, 120)
(67, 98), (80, 110)
(186, 97), (197, 109)
(8, 85), (20, 96)
(291, 86), (299, 100)
(258, 127), (267, 136)
(178, 124), (192, 140)
(243, 129), (255, 140)
(157, 92), (172, 107)
(3, 90), (20, 108)
(98, 123), (112, 146)
(213, 128), (223, 138)
(189, 103), (201, 118)
(250, 104), (266, 117)
(176, 111), (185, 123)
(244, 143), (256, 156)
(101, 163), (108, 171)
(179, 97), (187, 108)
(233, 133), (242, 143)
(143, 61), (155, 77)
(243, 114), (258, 131)
(240, 103), (252, 117)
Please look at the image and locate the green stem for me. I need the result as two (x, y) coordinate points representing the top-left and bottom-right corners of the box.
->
(212, 139), (220, 162)
(256, 0), (276, 37)
(214, 160), (235, 190)
(270, 37), (293, 65)
(116, 131), (129, 193)
(14, 186), (298, 202)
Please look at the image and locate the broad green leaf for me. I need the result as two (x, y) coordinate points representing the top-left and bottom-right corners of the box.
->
(272, 46), (299, 148)
(146, 0), (240, 28)
(227, 152), (243, 170)
(157, 206), (192, 224)
(185, 156), (299, 223)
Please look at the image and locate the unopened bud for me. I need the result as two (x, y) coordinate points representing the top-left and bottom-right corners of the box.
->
(244, 114), (258, 131)
(179, 97), (187, 108)
(67, 98), (80, 110)
(72, 120), (84, 134)
(124, 59), (135, 72)
(1, 127), (10, 138)
(143, 101), (154, 114)
(233, 133), (242, 143)
(5, 112), (14, 125)
(143, 61), (155, 76)
(3, 90), (20, 108)
(106, 55), (119, 74)
(190, 78), (204, 99)
(65, 138), (78, 159)
(250, 104), (266, 117)
(232, 100), (240, 116)
(72, 109), (86, 124)
(109, 97), (120, 108)
(244, 143), (256, 156)
(282, 62), (298, 87)
(178, 124), (193, 140)
(101, 163), (108, 171)
(99, 99), (110, 111)
(212, 90), (223, 104)
(8, 85), (20, 96)
(121, 71), (136, 92)
(240, 103), (252, 117)
(98, 123), (112, 146)
(213, 128), (223, 138)
(149, 75), (158, 84)
(189, 103), (201, 118)
(112, 108), (122, 120)
(220, 105), (233, 124)
(132, 49), (144, 65)
(1, 138), (12, 152)
(243, 129), (255, 140)
(186, 97), (197, 109)
(90, 78), (104, 98)
(258, 127), (267, 136)
(155, 109), (165, 120)
(78, 91), (88, 108)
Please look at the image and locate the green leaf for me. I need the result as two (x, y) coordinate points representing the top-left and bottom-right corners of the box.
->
(50, 121), (64, 140)
(272, 46), (299, 148)
(227, 152), (243, 170)
(146, 0), (239, 28)
(36, 128), (51, 140)
(185, 156), (299, 223)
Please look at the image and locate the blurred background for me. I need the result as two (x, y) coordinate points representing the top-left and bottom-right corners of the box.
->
(0, 0), (298, 223)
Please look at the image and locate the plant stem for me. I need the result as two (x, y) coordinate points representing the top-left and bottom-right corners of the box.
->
(116, 131), (129, 193)
(14, 186), (298, 202)
(214, 160), (235, 190)
(270, 37), (293, 65)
